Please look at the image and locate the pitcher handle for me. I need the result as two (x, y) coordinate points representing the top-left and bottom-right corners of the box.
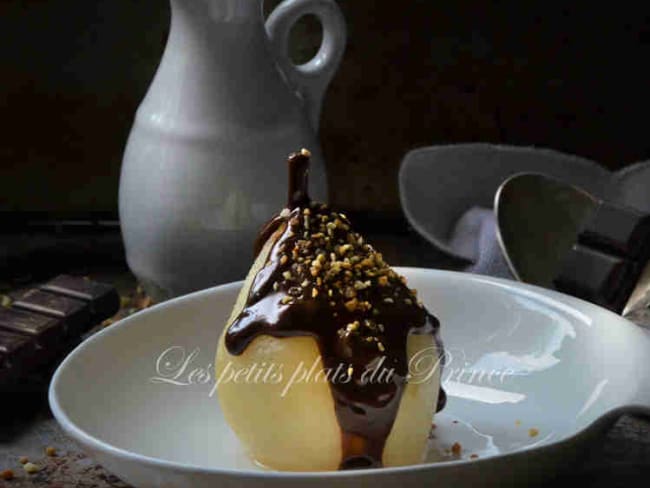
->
(266, 0), (346, 130)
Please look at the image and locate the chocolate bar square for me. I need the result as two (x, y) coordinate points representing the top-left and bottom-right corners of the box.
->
(12, 289), (90, 337)
(40, 274), (119, 320)
(0, 308), (65, 349)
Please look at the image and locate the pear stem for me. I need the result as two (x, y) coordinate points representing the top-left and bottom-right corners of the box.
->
(287, 148), (311, 209)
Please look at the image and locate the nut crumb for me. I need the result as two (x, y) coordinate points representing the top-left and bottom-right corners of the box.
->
(528, 428), (539, 438)
(18, 456), (28, 465)
(23, 462), (40, 474)
(451, 442), (462, 456)
(45, 446), (57, 457)
(470, 454), (479, 459)
(1, 469), (14, 480)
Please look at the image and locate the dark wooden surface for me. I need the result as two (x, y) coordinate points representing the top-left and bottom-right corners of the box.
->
(0, 230), (649, 486)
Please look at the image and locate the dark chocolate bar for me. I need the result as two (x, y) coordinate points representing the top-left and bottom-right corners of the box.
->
(40, 274), (120, 318)
(13, 289), (90, 337)
(555, 200), (650, 313)
(579, 202), (650, 260)
(0, 275), (119, 388)
(554, 244), (639, 312)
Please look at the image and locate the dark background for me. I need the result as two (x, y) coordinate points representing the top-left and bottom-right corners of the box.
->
(2, 0), (650, 214)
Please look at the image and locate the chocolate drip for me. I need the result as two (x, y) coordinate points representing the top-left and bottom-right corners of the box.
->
(227, 151), (445, 470)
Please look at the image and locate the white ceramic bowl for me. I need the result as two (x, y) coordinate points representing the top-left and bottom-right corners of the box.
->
(49, 269), (650, 487)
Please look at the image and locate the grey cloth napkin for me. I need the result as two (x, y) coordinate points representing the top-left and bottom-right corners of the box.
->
(448, 206), (513, 279)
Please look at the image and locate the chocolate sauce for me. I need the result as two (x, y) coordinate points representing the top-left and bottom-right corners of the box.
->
(226, 150), (445, 470)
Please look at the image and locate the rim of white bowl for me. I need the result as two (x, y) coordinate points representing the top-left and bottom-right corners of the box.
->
(48, 268), (650, 479)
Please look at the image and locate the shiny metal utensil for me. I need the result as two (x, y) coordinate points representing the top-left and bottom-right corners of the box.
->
(495, 173), (650, 320)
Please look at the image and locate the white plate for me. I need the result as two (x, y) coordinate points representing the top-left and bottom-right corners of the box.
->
(49, 269), (650, 487)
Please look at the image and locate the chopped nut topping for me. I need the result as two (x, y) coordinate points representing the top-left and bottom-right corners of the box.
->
(344, 298), (358, 312)
(346, 321), (360, 332)
(281, 296), (293, 305)
(338, 244), (352, 255)
(280, 254), (288, 265)
(312, 288), (319, 298)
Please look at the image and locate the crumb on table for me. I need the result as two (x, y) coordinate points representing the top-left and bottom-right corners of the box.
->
(23, 462), (40, 474)
(1, 469), (14, 480)
(528, 427), (539, 438)
(451, 442), (462, 456)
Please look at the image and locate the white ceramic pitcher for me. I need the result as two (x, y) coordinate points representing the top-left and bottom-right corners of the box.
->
(119, 0), (346, 300)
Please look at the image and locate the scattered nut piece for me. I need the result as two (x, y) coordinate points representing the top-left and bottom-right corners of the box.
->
(528, 428), (539, 438)
(470, 454), (479, 459)
(18, 456), (28, 465)
(45, 446), (57, 457)
(451, 442), (462, 456)
(134, 295), (152, 309)
(23, 462), (40, 474)
(1, 469), (14, 480)
(0, 295), (11, 308)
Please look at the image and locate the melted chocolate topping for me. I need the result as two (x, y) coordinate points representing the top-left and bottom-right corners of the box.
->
(227, 150), (445, 470)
